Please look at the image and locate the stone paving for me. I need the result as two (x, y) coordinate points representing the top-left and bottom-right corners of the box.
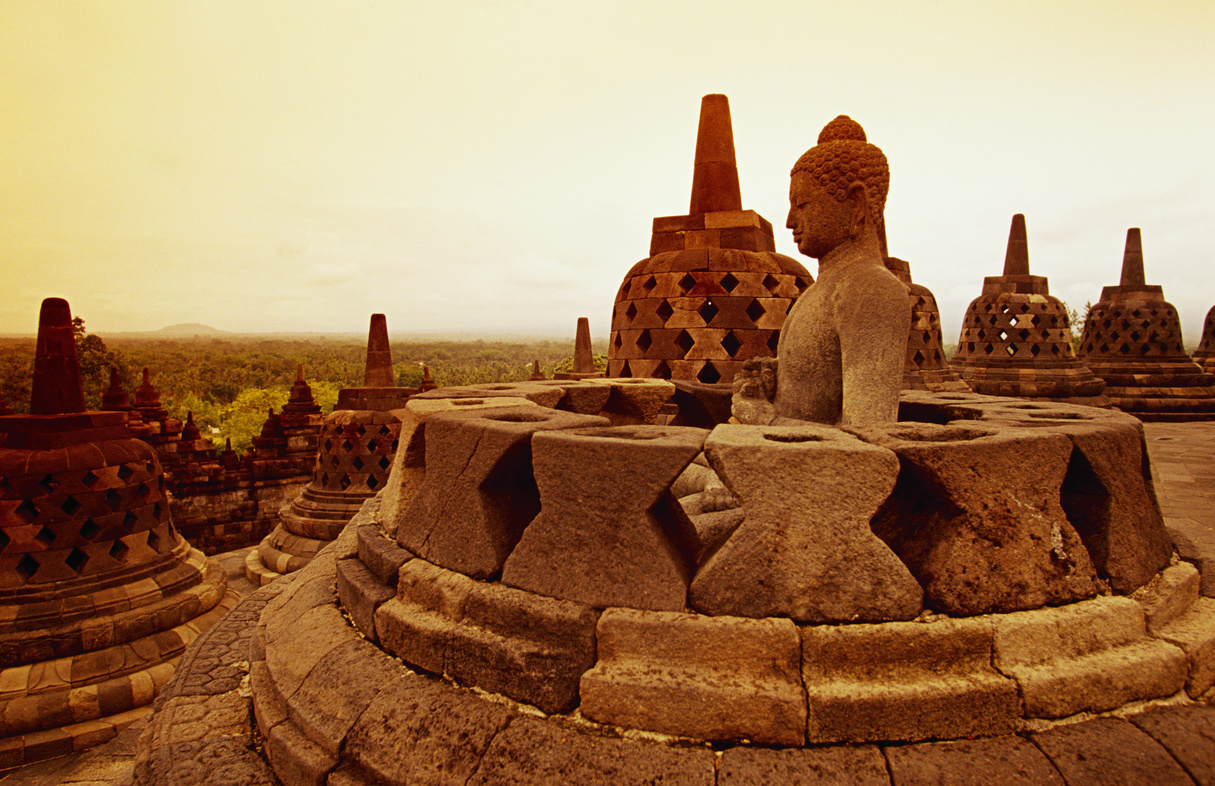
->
(2, 423), (1214, 784)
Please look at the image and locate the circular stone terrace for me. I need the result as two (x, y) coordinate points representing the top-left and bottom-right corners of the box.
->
(124, 382), (1215, 784)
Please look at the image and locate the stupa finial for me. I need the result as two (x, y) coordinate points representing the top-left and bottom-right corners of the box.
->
(573, 317), (594, 374)
(1120, 228), (1145, 287)
(1003, 214), (1030, 276)
(363, 313), (394, 387)
(689, 94), (743, 215)
(29, 297), (86, 416)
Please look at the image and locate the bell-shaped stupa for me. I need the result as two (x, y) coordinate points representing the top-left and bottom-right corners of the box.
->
(0, 299), (231, 767)
(1078, 228), (1215, 420)
(1192, 305), (1215, 374)
(883, 256), (969, 392)
(952, 215), (1108, 404)
(245, 314), (413, 585)
(607, 94), (813, 384)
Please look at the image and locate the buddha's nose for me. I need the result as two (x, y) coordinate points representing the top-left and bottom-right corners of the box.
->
(786, 208), (796, 229)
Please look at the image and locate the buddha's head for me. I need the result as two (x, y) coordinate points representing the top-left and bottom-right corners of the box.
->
(787, 115), (889, 260)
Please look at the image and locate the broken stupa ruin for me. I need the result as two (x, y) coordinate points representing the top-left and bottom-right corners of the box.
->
(607, 94), (813, 384)
(952, 214), (1109, 405)
(0, 299), (235, 769)
(125, 110), (1215, 784)
(1078, 228), (1215, 420)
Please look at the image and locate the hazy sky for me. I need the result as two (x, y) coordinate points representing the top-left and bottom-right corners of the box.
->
(3, 1), (1213, 343)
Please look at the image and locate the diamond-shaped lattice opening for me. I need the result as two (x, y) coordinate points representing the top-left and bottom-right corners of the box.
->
(1031, 315), (1042, 327)
(922, 331), (932, 344)
(767, 332), (780, 353)
(999, 304), (1011, 314)
(656, 300), (675, 325)
(379, 425), (391, 436)
(678, 273), (697, 294)
(698, 300), (719, 324)
(145, 461), (156, 474)
(79, 519), (101, 541)
(613, 333), (623, 349)
(642, 276), (657, 294)
(366, 475), (380, 490)
(35, 526), (56, 546)
(996, 330), (1009, 342)
(81, 470), (99, 488)
(913, 349), (926, 365)
(136, 482), (152, 502)
(653, 360), (671, 380)
(762, 274), (780, 293)
(356, 425), (367, 437)
(147, 529), (161, 552)
(1019, 329), (1031, 341)
(746, 299), (765, 323)
(378, 456), (391, 471)
(122, 510), (138, 530)
(321, 472), (330, 486)
(352, 456), (365, 471)
(330, 455), (340, 468)
(15, 500), (38, 523)
(1030, 344), (1042, 356)
(721, 331), (743, 357)
(636, 330), (652, 351)
(38, 475), (59, 493)
(61, 496), (81, 516)
(109, 539), (130, 562)
(117, 464), (134, 481)
(1006, 344), (1019, 356)
(983, 343), (995, 355)
(1051, 345), (1062, 356)
(1009, 315), (1019, 327)
(794, 277), (811, 291)
(340, 474), (352, 490)
(618, 361), (633, 378)
(988, 315), (999, 326)
(153, 502), (163, 520)
(0, 529), (9, 551)
(1019, 303), (1030, 313)
(625, 302), (638, 321)
(16, 554), (38, 580)
(390, 439), (399, 452)
(697, 362), (722, 384)
(720, 273), (739, 293)
(341, 439), (354, 452)
(675, 330), (695, 355)
(366, 440), (377, 452)
(65, 547), (88, 574)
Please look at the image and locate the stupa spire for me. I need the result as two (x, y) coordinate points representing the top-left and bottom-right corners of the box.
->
(363, 313), (394, 387)
(573, 317), (594, 374)
(689, 94), (743, 215)
(1003, 214), (1030, 276)
(1120, 228), (1145, 287)
(29, 297), (86, 415)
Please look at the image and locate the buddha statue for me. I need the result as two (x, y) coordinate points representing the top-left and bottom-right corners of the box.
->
(733, 115), (909, 426)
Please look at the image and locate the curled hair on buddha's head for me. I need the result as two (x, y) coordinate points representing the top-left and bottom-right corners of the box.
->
(792, 115), (890, 232)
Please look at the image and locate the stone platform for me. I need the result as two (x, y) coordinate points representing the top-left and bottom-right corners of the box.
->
(6, 422), (1215, 785)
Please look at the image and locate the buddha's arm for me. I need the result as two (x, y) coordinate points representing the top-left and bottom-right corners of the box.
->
(837, 275), (909, 427)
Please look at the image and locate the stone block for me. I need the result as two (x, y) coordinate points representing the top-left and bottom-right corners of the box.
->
(884, 736), (1063, 784)
(1032, 716), (1192, 785)
(264, 603), (359, 703)
(1129, 704), (1215, 785)
(992, 596), (1188, 718)
(718, 745), (888, 785)
(1135, 561), (1201, 633)
(470, 716), (716, 785)
(691, 423), (921, 622)
(395, 405), (607, 578)
(340, 671), (515, 785)
(589, 378), (675, 425)
(355, 524), (412, 586)
(374, 559), (473, 675)
(335, 557), (395, 642)
(445, 580), (599, 714)
(1154, 596), (1215, 697)
(501, 425), (704, 611)
(801, 616), (1020, 743)
(580, 608), (805, 745)
(264, 712), (337, 786)
(858, 421), (1100, 616)
(378, 396), (533, 538)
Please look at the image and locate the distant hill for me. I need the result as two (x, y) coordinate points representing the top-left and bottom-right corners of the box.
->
(151, 323), (232, 337)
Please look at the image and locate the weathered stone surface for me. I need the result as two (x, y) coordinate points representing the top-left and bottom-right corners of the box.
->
(859, 421), (1100, 616)
(395, 405), (607, 578)
(992, 596), (1188, 718)
(375, 559), (474, 675)
(718, 745), (888, 785)
(1153, 595), (1215, 697)
(885, 735), (1063, 785)
(264, 708), (337, 786)
(1032, 716), (1192, 785)
(1136, 561), (1201, 633)
(339, 670), (515, 785)
(264, 603), (358, 704)
(971, 401), (1171, 593)
(801, 616), (1020, 744)
(378, 396), (535, 539)
(580, 608), (805, 745)
(690, 423), (921, 622)
(501, 425), (704, 611)
(445, 580), (599, 714)
(1129, 704), (1215, 785)
(335, 557), (395, 642)
(470, 715), (716, 785)
(354, 522), (412, 586)
(590, 378), (676, 425)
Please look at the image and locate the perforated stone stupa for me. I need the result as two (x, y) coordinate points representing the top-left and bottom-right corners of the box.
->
(607, 94), (813, 383)
(245, 314), (412, 585)
(1078, 228), (1215, 420)
(953, 214), (1109, 405)
(1192, 304), (1215, 374)
(883, 256), (969, 392)
(0, 299), (233, 769)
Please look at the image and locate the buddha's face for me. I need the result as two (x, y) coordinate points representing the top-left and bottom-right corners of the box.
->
(787, 173), (854, 260)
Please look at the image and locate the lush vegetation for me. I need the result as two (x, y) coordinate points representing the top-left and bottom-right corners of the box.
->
(0, 324), (605, 454)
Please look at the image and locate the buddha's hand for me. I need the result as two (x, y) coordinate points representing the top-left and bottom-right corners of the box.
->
(731, 357), (778, 425)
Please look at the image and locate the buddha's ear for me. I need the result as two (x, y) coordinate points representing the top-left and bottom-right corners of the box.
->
(846, 181), (870, 234)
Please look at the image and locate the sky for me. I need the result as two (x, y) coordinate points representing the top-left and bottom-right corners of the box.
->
(2, 1), (1213, 344)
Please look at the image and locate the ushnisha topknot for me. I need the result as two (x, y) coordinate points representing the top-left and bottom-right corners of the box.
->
(792, 115), (890, 234)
